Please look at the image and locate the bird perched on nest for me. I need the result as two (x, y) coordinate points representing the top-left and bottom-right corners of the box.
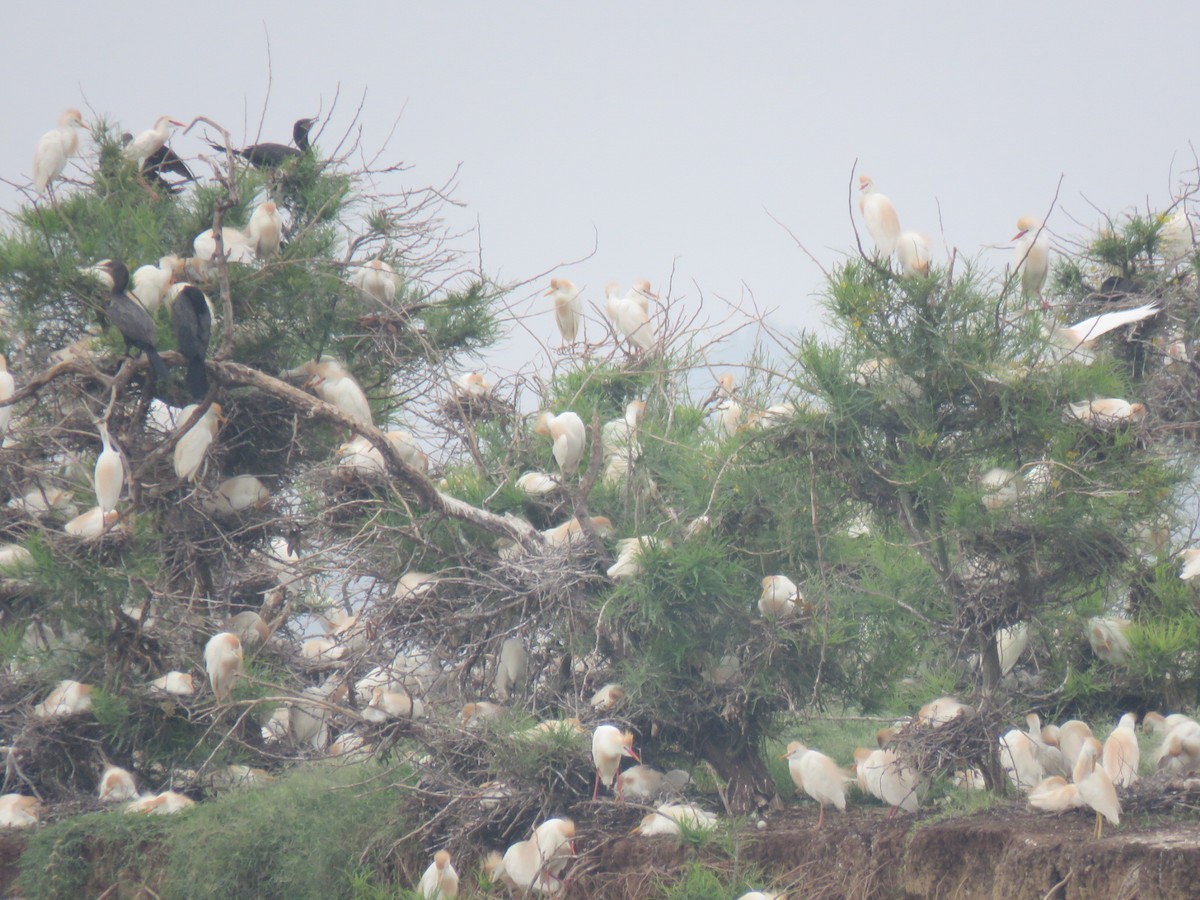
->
(592, 724), (641, 800)
(173, 403), (223, 482)
(94, 260), (170, 384)
(98, 766), (139, 803)
(351, 259), (400, 304)
(534, 410), (586, 474)
(0, 794), (42, 828)
(204, 632), (243, 703)
(289, 358), (373, 427)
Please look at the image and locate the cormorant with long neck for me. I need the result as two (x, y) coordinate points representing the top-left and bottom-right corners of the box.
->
(169, 283), (212, 399)
(207, 117), (317, 168)
(96, 259), (169, 382)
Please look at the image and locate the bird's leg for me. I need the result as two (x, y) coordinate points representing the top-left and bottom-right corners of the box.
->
(1094, 812), (1102, 840)
(591, 772), (601, 801)
(616, 778), (624, 804)
(815, 802), (825, 830)
(887, 806), (898, 820)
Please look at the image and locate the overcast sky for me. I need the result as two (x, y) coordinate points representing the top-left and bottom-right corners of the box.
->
(7, 1), (1200, 381)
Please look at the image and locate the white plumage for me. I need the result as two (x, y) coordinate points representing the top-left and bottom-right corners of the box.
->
(32, 109), (86, 195)
(173, 404), (223, 482)
(858, 176), (901, 258)
(93, 422), (123, 512)
(604, 282), (656, 351)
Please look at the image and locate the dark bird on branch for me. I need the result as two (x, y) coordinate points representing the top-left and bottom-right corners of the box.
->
(207, 117), (317, 168)
(169, 283), (213, 399)
(121, 132), (195, 194)
(96, 259), (170, 383)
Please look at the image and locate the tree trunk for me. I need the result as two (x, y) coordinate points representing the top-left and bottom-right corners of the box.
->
(695, 719), (782, 815)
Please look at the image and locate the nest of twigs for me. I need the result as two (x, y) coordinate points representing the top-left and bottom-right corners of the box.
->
(888, 700), (1012, 781)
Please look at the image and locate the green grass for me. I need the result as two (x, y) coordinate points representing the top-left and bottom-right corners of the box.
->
(17, 763), (412, 900)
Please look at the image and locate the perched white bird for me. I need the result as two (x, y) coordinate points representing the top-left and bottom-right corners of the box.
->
(0, 354), (14, 438)
(1027, 775), (1082, 813)
(202, 475), (271, 518)
(617, 766), (690, 802)
(1101, 713), (1139, 788)
(452, 371), (492, 399)
(417, 850), (459, 899)
(916, 696), (969, 727)
(150, 671), (195, 696)
(1074, 737), (1119, 838)
(1154, 720), (1200, 774)
(337, 431), (427, 477)
(1088, 616), (1133, 664)
(1012, 216), (1051, 301)
(33, 679), (94, 718)
(193, 227), (256, 268)
(607, 536), (661, 580)
(98, 766), (139, 803)
(532, 817), (576, 878)
(0, 544), (33, 572)
(461, 701), (507, 726)
(534, 410), (586, 474)
(123, 116), (183, 166)
(546, 278), (583, 344)
(1157, 210), (1194, 264)
(1000, 728), (1044, 791)
(590, 683), (625, 711)
(0, 794), (42, 828)
(516, 471), (561, 496)
(1048, 303), (1160, 363)
(246, 200), (282, 259)
(858, 176), (901, 258)
(125, 791), (195, 815)
(64, 506), (119, 539)
(1025, 714), (1071, 778)
(204, 632), (243, 702)
(301, 637), (345, 664)
(173, 403), (223, 482)
(634, 802), (718, 835)
(759, 575), (799, 619)
(1142, 711), (1195, 737)
(852, 357), (922, 401)
(896, 231), (931, 277)
(853, 747), (923, 815)
(130, 256), (179, 315)
(1064, 398), (1146, 427)
(494, 637), (528, 701)
(32, 109), (87, 196)
(1179, 548), (1200, 581)
(1054, 720), (1096, 769)
(592, 724), (641, 800)
(292, 358), (373, 427)
(980, 467), (1022, 510)
(228, 611), (270, 647)
(351, 259), (400, 304)
(394, 571), (437, 601)
(93, 422), (123, 512)
(362, 687), (424, 722)
(783, 741), (848, 828)
(605, 282), (656, 352)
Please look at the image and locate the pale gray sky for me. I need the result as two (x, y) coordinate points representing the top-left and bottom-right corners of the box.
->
(7, 1), (1200, 377)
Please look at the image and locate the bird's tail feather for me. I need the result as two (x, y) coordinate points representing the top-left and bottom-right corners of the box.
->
(146, 348), (170, 383)
(186, 358), (209, 400)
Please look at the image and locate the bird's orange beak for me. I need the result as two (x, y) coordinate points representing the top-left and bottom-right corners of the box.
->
(629, 748), (642, 763)
(170, 120), (185, 127)
(543, 285), (555, 295)
(1012, 229), (1028, 241)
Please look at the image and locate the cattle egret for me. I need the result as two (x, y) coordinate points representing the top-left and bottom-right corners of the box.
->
(616, 765), (669, 802)
(1064, 398), (1146, 427)
(1025, 714), (1071, 778)
(0, 794), (41, 828)
(32, 109), (86, 196)
(247, 200), (283, 259)
(338, 431), (428, 477)
(1012, 216), (1051, 302)
(1048, 303), (1160, 362)
(996, 623), (1029, 676)
(130, 256), (179, 315)
(634, 802), (718, 835)
(852, 357), (922, 401)
(782, 741), (848, 828)
(452, 371), (492, 399)
(64, 506), (120, 538)
(173, 403), (223, 482)
(168, 284), (213, 399)
(980, 467), (1022, 510)
(228, 611), (269, 646)
(1155, 720), (1200, 774)
(854, 747), (924, 815)
(759, 575), (799, 619)
(1143, 711), (1195, 736)
(363, 687), (424, 721)
(592, 725), (641, 800)
(291, 358), (373, 427)
(150, 671), (195, 696)
(1073, 737), (1119, 838)
(93, 422), (123, 513)
(124, 116), (183, 167)
(1027, 776), (1082, 813)
(204, 632), (243, 702)
(896, 232), (931, 277)
(1101, 713), (1139, 787)
(33, 679), (93, 718)
(590, 683), (626, 711)
(494, 637), (528, 700)
(546, 278), (583, 344)
(499, 838), (559, 894)
(301, 637), (345, 663)
(516, 471), (561, 496)
(461, 701), (507, 726)
(95, 260), (170, 382)
(604, 282), (656, 351)
(193, 226), (257, 268)
(1088, 616), (1133, 663)
(98, 766), (139, 803)
(1157, 210), (1193, 264)
(1056, 720), (1095, 768)
(351, 259), (400, 304)
(532, 817), (576, 877)
(418, 850), (459, 898)
(0, 355), (13, 438)
(858, 176), (901, 258)
(394, 571), (437, 601)
(607, 536), (661, 580)
(534, 411), (586, 474)
(208, 117), (316, 168)
(916, 696), (969, 727)
(203, 475), (271, 518)
(1180, 549), (1200, 581)
(737, 893), (786, 900)
(0, 544), (33, 572)
(1000, 729), (1044, 790)
(125, 791), (195, 815)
